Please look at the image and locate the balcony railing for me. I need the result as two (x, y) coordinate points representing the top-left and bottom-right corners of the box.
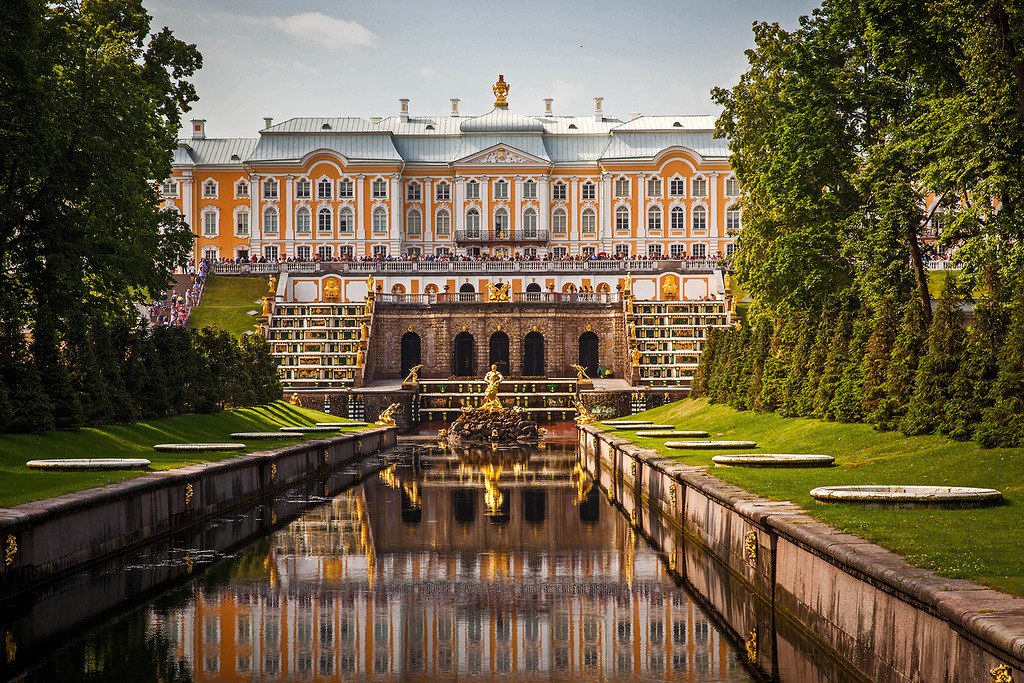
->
(374, 291), (623, 305)
(455, 229), (549, 243)
(211, 259), (724, 277)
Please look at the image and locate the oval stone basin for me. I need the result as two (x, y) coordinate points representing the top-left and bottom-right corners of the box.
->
(26, 458), (151, 470)
(153, 443), (246, 452)
(230, 432), (300, 439)
(612, 424), (675, 431)
(713, 453), (834, 468)
(635, 430), (710, 438)
(317, 421), (368, 427)
(279, 425), (341, 433)
(665, 440), (758, 450)
(810, 485), (1003, 508)
(599, 420), (653, 426)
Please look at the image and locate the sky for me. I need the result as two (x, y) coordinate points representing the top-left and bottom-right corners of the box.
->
(148, 0), (820, 139)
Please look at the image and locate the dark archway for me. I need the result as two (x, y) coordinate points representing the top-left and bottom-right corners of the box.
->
(453, 331), (475, 377)
(525, 282), (542, 292)
(459, 282), (475, 293)
(400, 332), (421, 378)
(523, 331), (545, 377)
(489, 331), (510, 375)
(578, 331), (599, 379)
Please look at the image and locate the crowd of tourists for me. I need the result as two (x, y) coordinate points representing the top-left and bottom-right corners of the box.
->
(149, 260), (209, 327)
(202, 251), (728, 266)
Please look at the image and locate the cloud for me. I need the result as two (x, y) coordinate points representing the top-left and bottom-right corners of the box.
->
(242, 12), (377, 51)
(417, 66), (436, 78)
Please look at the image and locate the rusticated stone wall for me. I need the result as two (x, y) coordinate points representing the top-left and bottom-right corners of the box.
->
(366, 302), (627, 380)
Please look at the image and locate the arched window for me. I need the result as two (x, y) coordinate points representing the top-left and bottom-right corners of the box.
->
(523, 208), (538, 237)
(435, 181), (450, 201)
(647, 206), (662, 232)
(160, 180), (178, 197)
(494, 180), (508, 199)
(466, 180), (480, 199)
(406, 208), (422, 236)
(494, 207), (509, 236)
(372, 206), (388, 233)
(552, 181), (567, 200)
(317, 178), (332, 199)
(296, 206), (311, 234)
(646, 177), (662, 197)
(726, 176), (740, 196)
(317, 207), (332, 233)
(435, 209), (451, 236)
(263, 178), (278, 199)
(669, 176), (686, 197)
(234, 179), (249, 198)
(339, 207), (354, 233)
(692, 205), (708, 231)
(295, 178), (311, 199)
(339, 178), (354, 198)
(202, 208), (217, 237)
(670, 206), (686, 232)
(552, 208), (567, 234)
(234, 209), (249, 236)
(726, 204), (742, 233)
(262, 206), (278, 233)
(202, 179), (217, 198)
(406, 181), (421, 201)
(466, 208), (481, 237)
(523, 331), (545, 376)
(614, 177), (630, 198)
(615, 205), (630, 231)
(581, 208), (597, 234)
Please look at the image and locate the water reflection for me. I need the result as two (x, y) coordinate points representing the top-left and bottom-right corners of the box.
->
(10, 442), (755, 682)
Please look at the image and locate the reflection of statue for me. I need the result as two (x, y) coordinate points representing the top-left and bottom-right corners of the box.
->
(492, 74), (510, 107)
(376, 402), (399, 427)
(486, 281), (511, 302)
(573, 398), (597, 425)
(402, 363), (423, 387)
(631, 346), (643, 366)
(570, 363), (593, 385)
(267, 275), (277, 293)
(261, 296), (271, 316)
(481, 364), (505, 411)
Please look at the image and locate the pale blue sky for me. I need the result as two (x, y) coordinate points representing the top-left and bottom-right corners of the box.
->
(149, 0), (819, 138)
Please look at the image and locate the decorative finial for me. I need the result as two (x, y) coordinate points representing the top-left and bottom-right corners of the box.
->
(493, 74), (510, 107)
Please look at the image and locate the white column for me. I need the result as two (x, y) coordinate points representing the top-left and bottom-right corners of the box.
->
(424, 177), (433, 243)
(390, 173), (402, 256)
(710, 171), (720, 242)
(480, 176), (489, 236)
(539, 176), (550, 234)
(354, 174), (364, 257)
(569, 176), (579, 242)
(600, 172), (612, 250)
(284, 174), (294, 259)
(513, 175), (523, 232)
(454, 175), (465, 234)
(248, 173), (259, 256)
(636, 172), (646, 255)
(181, 173), (195, 261)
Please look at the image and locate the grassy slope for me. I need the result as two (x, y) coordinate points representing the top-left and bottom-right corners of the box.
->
(613, 399), (1024, 596)
(0, 402), (368, 508)
(187, 276), (268, 337)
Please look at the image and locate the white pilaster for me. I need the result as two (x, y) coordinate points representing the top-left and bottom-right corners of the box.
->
(513, 175), (523, 232)
(539, 176), (550, 234)
(454, 175), (465, 234)
(390, 173), (402, 255)
(637, 172), (646, 253)
(247, 173), (259, 255)
(355, 174), (365, 257)
(181, 173), (195, 261)
(480, 176), (489, 237)
(569, 176), (579, 242)
(284, 174), (294, 258)
(424, 178), (433, 242)
(600, 172), (612, 250)
(710, 171), (720, 241)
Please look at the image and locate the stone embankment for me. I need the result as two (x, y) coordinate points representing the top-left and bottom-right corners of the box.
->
(579, 425), (1024, 682)
(0, 427), (395, 595)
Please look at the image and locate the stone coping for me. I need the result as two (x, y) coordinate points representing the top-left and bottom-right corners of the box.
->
(665, 440), (758, 449)
(153, 443), (246, 452)
(635, 430), (710, 438)
(317, 421), (368, 427)
(579, 425), (1024, 671)
(230, 432), (301, 439)
(279, 425), (341, 433)
(611, 423), (676, 431)
(810, 484), (1003, 506)
(713, 453), (835, 468)
(26, 458), (152, 470)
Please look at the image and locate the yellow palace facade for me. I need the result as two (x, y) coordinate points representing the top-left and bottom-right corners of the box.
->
(164, 77), (741, 266)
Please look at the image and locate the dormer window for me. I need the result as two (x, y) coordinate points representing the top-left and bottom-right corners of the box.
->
(523, 180), (537, 199)
(435, 181), (450, 201)
(235, 179), (249, 198)
(406, 182), (421, 201)
(466, 180), (480, 200)
(372, 178), (388, 198)
(494, 180), (508, 199)
(425, 124), (435, 130)
(321, 123), (331, 130)
(202, 179), (217, 198)
(317, 178), (332, 199)
(581, 181), (595, 200)
(161, 180), (178, 197)
(552, 182), (567, 201)
(614, 177), (630, 198)
(295, 178), (311, 199)
(673, 121), (683, 127)
(230, 154), (241, 161)
(263, 178), (278, 200)
(568, 124), (578, 130)
(339, 178), (353, 198)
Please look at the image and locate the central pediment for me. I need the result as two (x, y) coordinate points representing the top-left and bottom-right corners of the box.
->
(454, 143), (550, 167)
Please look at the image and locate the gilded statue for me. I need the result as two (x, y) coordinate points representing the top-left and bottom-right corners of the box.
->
(570, 363), (593, 385)
(261, 296), (271, 317)
(492, 74), (510, 107)
(631, 346), (643, 366)
(629, 321), (637, 338)
(360, 322), (368, 341)
(486, 281), (511, 302)
(288, 392), (301, 406)
(573, 398), (597, 425)
(267, 275), (277, 293)
(623, 272), (633, 295)
(366, 274), (375, 294)
(375, 402), (399, 427)
(322, 277), (341, 301)
(481, 364), (505, 411)
(356, 347), (365, 367)
(402, 363), (423, 387)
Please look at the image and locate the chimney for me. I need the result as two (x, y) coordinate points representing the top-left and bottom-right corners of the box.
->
(399, 98), (410, 122)
(450, 98), (460, 117)
(628, 111), (642, 122)
(191, 119), (206, 140)
(263, 116), (273, 129)
(544, 98), (553, 116)
(593, 97), (604, 122)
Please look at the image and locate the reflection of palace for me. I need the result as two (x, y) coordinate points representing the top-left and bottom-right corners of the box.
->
(152, 446), (745, 681)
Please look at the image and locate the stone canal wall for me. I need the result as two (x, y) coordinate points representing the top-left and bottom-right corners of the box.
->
(579, 425), (1024, 682)
(0, 427), (395, 595)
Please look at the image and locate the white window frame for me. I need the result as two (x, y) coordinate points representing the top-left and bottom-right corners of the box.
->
(647, 243), (663, 258)
(552, 182), (567, 201)
(435, 181), (451, 201)
(161, 180), (178, 197)
(522, 208), (538, 237)
(494, 207), (509, 235)
(339, 245), (354, 259)
(726, 176), (740, 196)
(692, 243), (708, 258)
(316, 177), (332, 200)
(316, 206), (332, 233)
(339, 207), (354, 233)
(466, 181), (480, 200)
(264, 245), (279, 260)
(318, 245), (333, 260)
(647, 206), (662, 233)
(295, 178), (311, 200)
(523, 180), (537, 199)
(263, 206), (279, 234)
(371, 178), (388, 199)
(552, 246), (568, 259)
(263, 178), (279, 200)
(551, 208), (567, 234)
(646, 177), (662, 197)
(296, 245), (312, 260)
(494, 180), (509, 200)
(339, 178), (354, 199)
(234, 208), (250, 237)
(372, 245), (388, 258)
(466, 208), (481, 237)
(202, 179), (217, 199)
(614, 243), (631, 257)
(669, 176), (686, 197)
(615, 205), (630, 231)
(296, 206), (312, 235)
(234, 179), (249, 198)
(582, 245), (597, 257)
(202, 246), (219, 261)
(670, 243), (686, 259)
(581, 208), (596, 235)
(726, 205), (742, 232)
(435, 208), (451, 236)
(692, 176), (707, 197)
(406, 181), (421, 201)
(614, 177), (630, 198)
(406, 208), (422, 236)
(581, 181), (596, 200)
(692, 205), (708, 232)
(670, 206), (686, 232)
(372, 206), (388, 233)
(202, 208), (218, 237)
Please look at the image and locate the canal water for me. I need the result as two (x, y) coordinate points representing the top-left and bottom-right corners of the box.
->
(1, 439), (861, 682)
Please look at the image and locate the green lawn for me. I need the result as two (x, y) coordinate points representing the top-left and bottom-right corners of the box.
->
(188, 276), (269, 337)
(611, 399), (1024, 596)
(0, 401), (369, 508)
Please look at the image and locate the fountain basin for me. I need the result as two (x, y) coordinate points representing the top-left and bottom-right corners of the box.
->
(612, 424), (675, 431)
(599, 420), (653, 426)
(153, 443), (246, 452)
(635, 430), (710, 438)
(713, 453), (834, 468)
(26, 458), (151, 470)
(279, 425), (341, 433)
(665, 440), (758, 450)
(810, 485), (1003, 508)
(317, 421), (367, 427)
(230, 432), (300, 439)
